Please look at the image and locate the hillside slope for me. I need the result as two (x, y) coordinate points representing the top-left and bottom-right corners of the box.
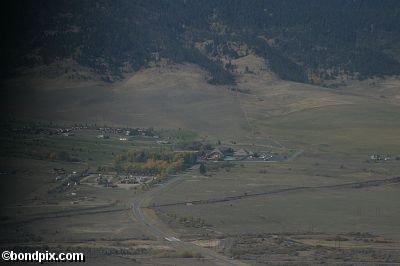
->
(2, 0), (400, 85)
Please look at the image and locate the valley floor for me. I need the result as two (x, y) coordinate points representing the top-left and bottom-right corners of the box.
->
(1, 61), (400, 265)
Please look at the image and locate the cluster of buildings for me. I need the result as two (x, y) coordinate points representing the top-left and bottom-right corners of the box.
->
(97, 127), (160, 141)
(204, 147), (273, 161)
(124, 128), (159, 138)
(119, 175), (153, 184)
(52, 169), (86, 193)
(10, 125), (86, 136)
(369, 154), (398, 161)
(96, 174), (153, 187)
(58, 126), (91, 136)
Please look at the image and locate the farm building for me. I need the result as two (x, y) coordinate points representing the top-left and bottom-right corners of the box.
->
(206, 148), (225, 161)
(233, 148), (254, 159)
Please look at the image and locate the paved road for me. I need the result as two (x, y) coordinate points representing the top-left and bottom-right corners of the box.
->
(131, 167), (248, 266)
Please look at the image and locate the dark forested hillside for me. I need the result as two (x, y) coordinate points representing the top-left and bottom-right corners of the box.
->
(2, 0), (400, 84)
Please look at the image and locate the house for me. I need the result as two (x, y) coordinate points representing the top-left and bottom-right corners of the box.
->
(258, 152), (273, 161)
(156, 140), (170, 144)
(218, 146), (234, 156)
(370, 154), (390, 161)
(233, 148), (254, 159)
(206, 148), (225, 161)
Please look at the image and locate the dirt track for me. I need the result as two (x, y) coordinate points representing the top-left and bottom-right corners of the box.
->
(149, 176), (400, 208)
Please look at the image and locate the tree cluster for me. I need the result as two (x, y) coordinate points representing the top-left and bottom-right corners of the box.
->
(114, 150), (197, 176)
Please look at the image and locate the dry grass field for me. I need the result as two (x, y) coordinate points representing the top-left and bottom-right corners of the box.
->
(150, 154), (400, 264)
(3, 55), (400, 145)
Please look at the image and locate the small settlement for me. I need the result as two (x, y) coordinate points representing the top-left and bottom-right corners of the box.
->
(204, 146), (274, 162)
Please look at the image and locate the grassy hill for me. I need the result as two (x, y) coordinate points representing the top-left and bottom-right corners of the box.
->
(1, 1), (400, 153)
(2, 54), (400, 157)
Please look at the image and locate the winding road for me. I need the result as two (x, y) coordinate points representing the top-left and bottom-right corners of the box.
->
(131, 166), (248, 266)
